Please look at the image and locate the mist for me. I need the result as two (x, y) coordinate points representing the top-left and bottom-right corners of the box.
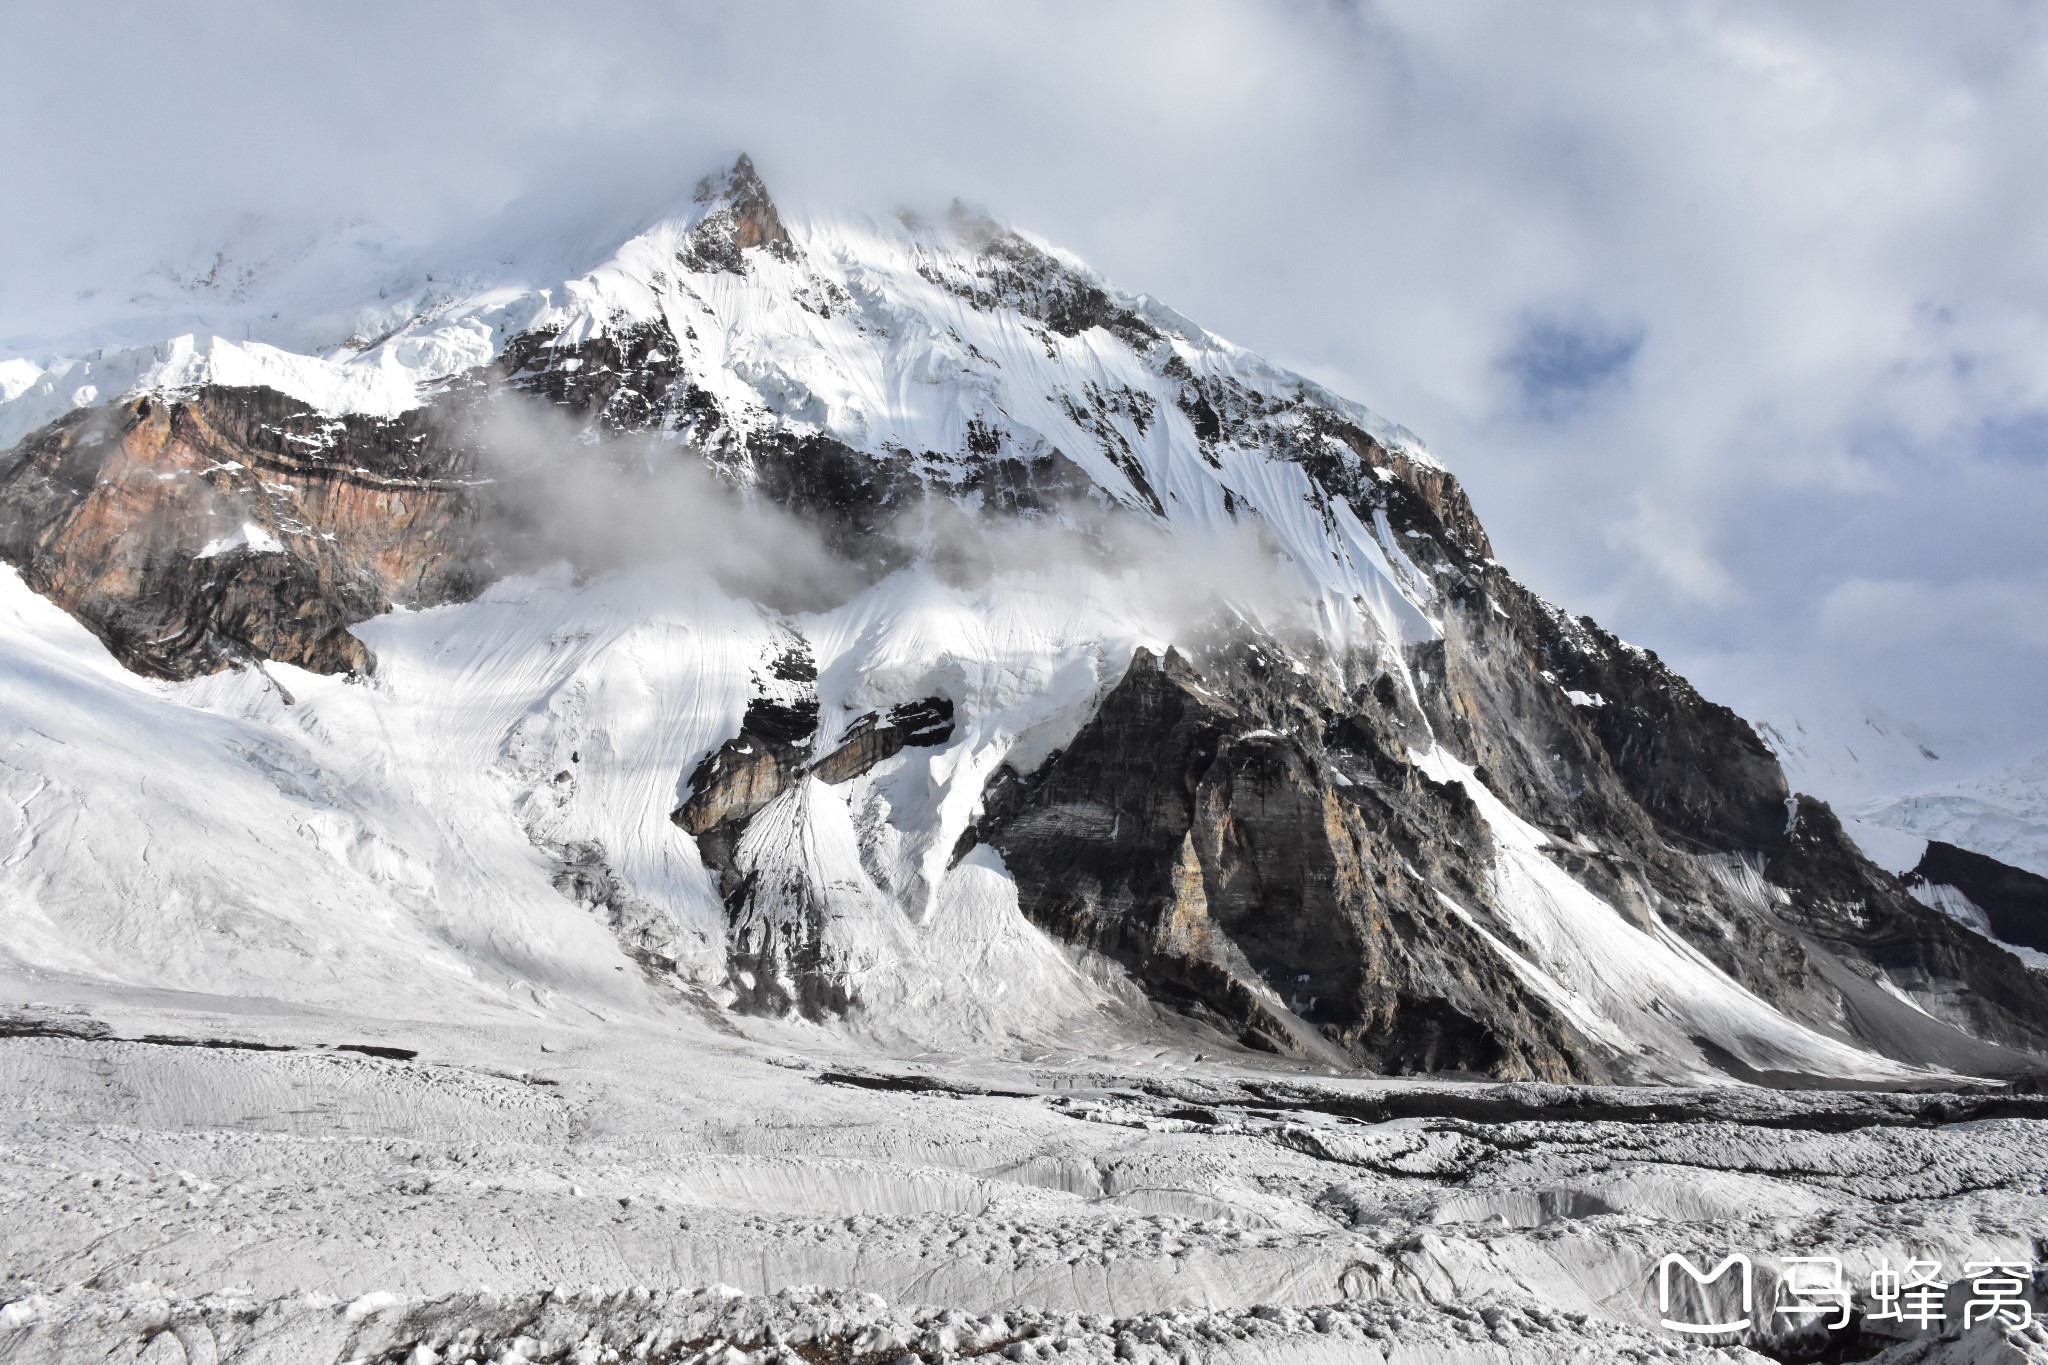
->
(463, 398), (858, 613)
(463, 392), (1327, 654)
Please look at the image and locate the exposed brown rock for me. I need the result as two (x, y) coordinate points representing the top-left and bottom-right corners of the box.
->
(0, 315), (692, 682)
(673, 738), (801, 838)
(0, 388), (491, 678)
(678, 154), (796, 275)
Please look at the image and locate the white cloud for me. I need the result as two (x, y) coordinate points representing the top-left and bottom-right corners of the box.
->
(1820, 574), (2048, 657)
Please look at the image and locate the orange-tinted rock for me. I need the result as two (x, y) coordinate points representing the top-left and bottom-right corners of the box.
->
(672, 739), (799, 836)
(0, 387), (490, 678)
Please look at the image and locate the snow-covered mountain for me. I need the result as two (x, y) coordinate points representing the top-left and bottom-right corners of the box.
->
(3, 155), (2044, 1090)
(1758, 700), (2048, 880)
(1867, 753), (2048, 880)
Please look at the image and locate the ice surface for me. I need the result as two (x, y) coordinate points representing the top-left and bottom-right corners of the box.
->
(1762, 707), (2048, 882)
(1861, 752), (2048, 882)
(0, 1004), (2039, 1364)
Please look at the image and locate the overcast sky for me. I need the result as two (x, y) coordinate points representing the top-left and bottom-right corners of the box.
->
(3, 1), (2044, 789)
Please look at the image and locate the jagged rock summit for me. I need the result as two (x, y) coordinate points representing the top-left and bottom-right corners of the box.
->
(2, 155), (2045, 1087)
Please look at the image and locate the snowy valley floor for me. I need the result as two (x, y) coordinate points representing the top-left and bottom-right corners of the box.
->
(1, 984), (2044, 1365)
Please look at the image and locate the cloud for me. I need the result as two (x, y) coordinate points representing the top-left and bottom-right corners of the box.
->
(2, 0), (2044, 777)
(467, 392), (1322, 648)
(1978, 411), (2048, 466)
(1498, 314), (1644, 419)
(1607, 494), (1739, 608)
(1819, 573), (2048, 657)
(460, 398), (860, 613)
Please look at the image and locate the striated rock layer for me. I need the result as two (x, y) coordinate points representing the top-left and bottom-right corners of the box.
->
(0, 388), (488, 678)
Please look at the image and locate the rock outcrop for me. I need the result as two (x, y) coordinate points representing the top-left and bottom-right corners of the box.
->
(678, 153), (796, 275)
(1907, 839), (2048, 955)
(810, 698), (955, 786)
(969, 646), (1601, 1080)
(0, 387), (491, 678)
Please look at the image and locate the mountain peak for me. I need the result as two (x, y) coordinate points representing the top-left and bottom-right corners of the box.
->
(2, 140), (2047, 1099)
(683, 153), (793, 274)
(694, 151), (763, 197)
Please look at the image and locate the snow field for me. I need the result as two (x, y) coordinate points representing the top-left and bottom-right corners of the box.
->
(0, 1015), (2039, 1363)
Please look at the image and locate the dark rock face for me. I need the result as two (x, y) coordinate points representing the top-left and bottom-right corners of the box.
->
(667, 681), (959, 1019)
(672, 647), (822, 872)
(673, 723), (812, 1011)
(881, 696), (955, 746)
(496, 320), (686, 433)
(1394, 532), (2048, 1068)
(1763, 806), (2048, 1055)
(662, 645), (918, 1021)
(969, 646), (1602, 1081)
(920, 206), (1161, 349)
(674, 687), (958, 1017)
(811, 697), (955, 786)
(1397, 570), (1839, 1028)
(946, 446), (1097, 518)
(544, 838), (689, 976)
(1524, 602), (1790, 855)
(1907, 840), (2048, 953)
(746, 431), (923, 589)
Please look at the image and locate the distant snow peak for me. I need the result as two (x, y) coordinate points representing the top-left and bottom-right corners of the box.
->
(0, 358), (42, 404)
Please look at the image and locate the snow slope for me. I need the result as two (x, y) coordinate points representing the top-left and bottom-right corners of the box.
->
(1412, 746), (1921, 1083)
(0, 562), (647, 1014)
(0, 532), (1932, 1082)
(1761, 707), (2048, 880)
(0, 184), (1439, 681)
(0, 163), (1993, 1083)
(0, 548), (1190, 1047)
